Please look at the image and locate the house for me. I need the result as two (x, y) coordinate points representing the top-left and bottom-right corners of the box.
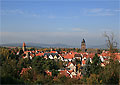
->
(58, 55), (64, 61)
(30, 53), (35, 59)
(99, 55), (104, 62)
(49, 54), (54, 59)
(49, 51), (58, 54)
(44, 55), (48, 59)
(74, 54), (82, 60)
(101, 63), (105, 67)
(70, 72), (77, 78)
(67, 62), (76, 72)
(44, 53), (59, 60)
(36, 52), (44, 57)
(63, 53), (74, 61)
(81, 60), (86, 66)
(54, 55), (58, 59)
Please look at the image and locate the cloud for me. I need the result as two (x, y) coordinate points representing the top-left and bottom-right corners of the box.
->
(114, 9), (120, 12)
(84, 8), (117, 16)
(1, 9), (25, 15)
(89, 8), (103, 13)
(0, 9), (41, 17)
(32, 14), (41, 17)
(72, 28), (87, 32)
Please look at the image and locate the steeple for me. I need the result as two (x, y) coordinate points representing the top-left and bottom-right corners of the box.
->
(82, 38), (85, 43)
(22, 42), (26, 51)
(81, 38), (86, 52)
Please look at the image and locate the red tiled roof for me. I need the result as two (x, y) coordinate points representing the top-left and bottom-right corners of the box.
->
(36, 53), (44, 57)
(24, 51), (31, 53)
(82, 60), (86, 65)
(63, 53), (74, 59)
(49, 51), (57, 53)
(67, 62), (75, 67)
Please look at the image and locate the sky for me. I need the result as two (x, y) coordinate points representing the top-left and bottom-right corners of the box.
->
(0, 0), (120, 48)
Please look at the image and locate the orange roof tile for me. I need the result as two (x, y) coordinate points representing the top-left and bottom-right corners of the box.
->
(36, 53), (44, 57)
(49, 51), (57, 53)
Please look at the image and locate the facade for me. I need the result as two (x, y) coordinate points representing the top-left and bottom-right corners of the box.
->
(81, 39), (86, 52)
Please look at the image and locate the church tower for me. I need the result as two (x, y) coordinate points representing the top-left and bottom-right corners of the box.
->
(81, 39), (86, 52)
(22, 42), (26, 51)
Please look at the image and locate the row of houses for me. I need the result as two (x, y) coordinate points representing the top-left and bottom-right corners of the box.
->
(18, 49), (120, 79)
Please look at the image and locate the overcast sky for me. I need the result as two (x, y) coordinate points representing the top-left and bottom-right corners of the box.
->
(0, 0), (120, 47)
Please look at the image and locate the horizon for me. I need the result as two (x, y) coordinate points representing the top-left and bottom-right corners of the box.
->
(1, 0), (120, 47)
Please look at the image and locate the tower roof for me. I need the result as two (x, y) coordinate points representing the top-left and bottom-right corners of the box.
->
(82, 39), (85, 43)
(23, 42), (26, 47)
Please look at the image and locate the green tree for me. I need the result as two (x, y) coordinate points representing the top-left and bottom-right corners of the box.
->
(1, 58), (18, 78)
(100, 59), (120, 84)
(90, 54), (102, 74)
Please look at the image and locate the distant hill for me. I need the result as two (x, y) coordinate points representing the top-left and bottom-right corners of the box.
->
(0, 43), (108, 49)
(87, 44), (108, 49)
(0, 43), (73, 48)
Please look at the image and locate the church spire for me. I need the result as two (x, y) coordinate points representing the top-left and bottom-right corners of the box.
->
(81, 38), (86, 52)
(82, 38), (85, 43)
(22, 42), (26, 51)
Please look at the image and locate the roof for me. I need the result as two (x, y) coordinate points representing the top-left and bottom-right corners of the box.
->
(49, 51), (57, 53)
(44, 53), (59, 57)
(68, 69), (73, 74)
(36, 53), (44, 57)
(82, 60), (86, 65)
(63, 53), (74, 59)
(67, 62), (75, 67)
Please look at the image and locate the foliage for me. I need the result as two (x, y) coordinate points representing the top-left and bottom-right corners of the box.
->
(0, 47), (119, 84)
(86, 74), (102, 84)
(1, 76), (24, 84)
(90, 54), (102, 74)
(100, 59), (120, 84)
